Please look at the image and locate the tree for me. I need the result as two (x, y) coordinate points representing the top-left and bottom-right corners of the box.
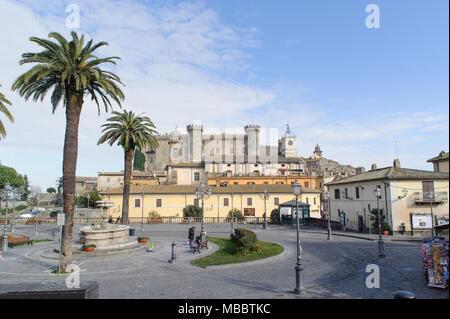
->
(183, 205), (202, 218)
(270, 208), (280, 224)
(47, 187), (57, 194)
(21, 175), (30, 200)
(0, 83), (14, 140)
(227, 208), (243, 219)
(133, 147), (146, 171)
(369, 208), (389, 232)
(97, 110), (158, 225)
(0, 165), (24, 189)
(12, 31), (125, 272)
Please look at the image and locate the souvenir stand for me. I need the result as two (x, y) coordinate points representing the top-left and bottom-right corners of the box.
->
(421, 237), (449, 289)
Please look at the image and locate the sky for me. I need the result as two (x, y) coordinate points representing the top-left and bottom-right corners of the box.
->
(0, 0), (448, 190)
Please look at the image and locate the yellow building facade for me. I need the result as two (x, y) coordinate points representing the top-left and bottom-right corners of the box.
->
(100, 184), (322, 220)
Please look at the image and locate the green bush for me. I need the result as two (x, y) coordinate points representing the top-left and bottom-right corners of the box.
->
(231, 228), (257, 255)
(183, 205), (202, 218)
(369, 208), (390, 231)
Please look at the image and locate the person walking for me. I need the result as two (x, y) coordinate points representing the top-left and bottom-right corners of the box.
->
(188, 227), (195, 247)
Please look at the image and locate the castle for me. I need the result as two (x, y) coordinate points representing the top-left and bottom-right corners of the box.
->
(141, 123), (364, 185)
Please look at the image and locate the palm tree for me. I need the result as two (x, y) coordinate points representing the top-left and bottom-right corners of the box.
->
(97, 110), (158, 225)
(12, 32), (124, 272)
(0, 84), (14, 140)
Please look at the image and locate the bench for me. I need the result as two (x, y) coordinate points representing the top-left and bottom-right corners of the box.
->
(191, 236), (209, 253)
(26, 219), (41, 225)
(0, 236), (33, 248)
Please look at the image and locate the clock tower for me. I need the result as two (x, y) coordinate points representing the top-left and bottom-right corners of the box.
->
(278, 123), (297, 157)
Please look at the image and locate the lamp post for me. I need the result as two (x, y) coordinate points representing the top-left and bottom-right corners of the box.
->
(10, 189), (19, 234)
(259, 189), (270, 230)
(325, 190), (332, 240)
(374, 187), (385, 258)
(292, 181), (304, 294)
(427, 191), (435, 237)
(34, 194), (39, 235)
(230, 192), (235, 234)
(141, 193), (145, 233)
(2, 183), (10, 253)
(195, 181), (211, 242)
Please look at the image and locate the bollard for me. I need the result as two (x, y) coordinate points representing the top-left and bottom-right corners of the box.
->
(393, 291), (416, 299)
(168, 241), (176, 263)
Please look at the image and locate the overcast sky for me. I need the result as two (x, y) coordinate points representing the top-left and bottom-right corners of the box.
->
(0, 0), (448, 190)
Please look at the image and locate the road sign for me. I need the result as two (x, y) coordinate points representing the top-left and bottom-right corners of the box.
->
(57, 213), (65, 226)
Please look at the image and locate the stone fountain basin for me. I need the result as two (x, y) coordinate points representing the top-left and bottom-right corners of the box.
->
(79, 224), (129, 248)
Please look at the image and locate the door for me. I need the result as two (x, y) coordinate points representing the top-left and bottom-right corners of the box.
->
(358, 216), (364, 232)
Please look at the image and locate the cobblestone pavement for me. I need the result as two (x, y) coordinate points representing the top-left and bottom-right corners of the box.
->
(0, 223), (448, 299)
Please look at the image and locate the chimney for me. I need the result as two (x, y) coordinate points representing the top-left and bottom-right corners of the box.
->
(393, 159), (401, 168)
(371, 164), (377, 170)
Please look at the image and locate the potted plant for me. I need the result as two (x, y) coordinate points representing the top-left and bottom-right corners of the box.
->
(82, 244), (96, 251)
(138, 237), (149, 243)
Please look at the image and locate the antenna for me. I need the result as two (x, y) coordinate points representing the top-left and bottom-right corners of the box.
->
(395, 141), (399, 159)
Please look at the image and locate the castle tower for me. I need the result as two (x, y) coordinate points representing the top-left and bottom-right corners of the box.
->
(245, 125), (260, 162)
(187, 124), (203, 163)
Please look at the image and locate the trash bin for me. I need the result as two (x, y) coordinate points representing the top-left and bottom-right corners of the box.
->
(129, 228), (136, 236)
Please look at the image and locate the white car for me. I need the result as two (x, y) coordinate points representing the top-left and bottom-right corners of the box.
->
(20, 211), (38, 219)
(33, 207), (46, 212)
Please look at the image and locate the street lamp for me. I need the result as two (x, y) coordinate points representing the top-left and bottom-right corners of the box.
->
(10, 188), (20, 234)
(292, 181), (304, 294)
(2, 183), (10, 253)
(140, 193), (145, 233)
(374, 187), (385, 258)
(426, 191), (435, 237)
(195, 181), (211, 242)
(230, 192), (235, 234)
(325, 190), (332, 240)
(259, 189), (270, 230)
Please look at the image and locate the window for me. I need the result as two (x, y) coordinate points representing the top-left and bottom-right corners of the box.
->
(135, 199), (141, 208)
(274, 197), (280, 206)
(247, 198), (253, 206)
(247, 182), (255, 185)
(276, 182), (284, 185)
(368, 204), (371, 212)
(306, 197), (309, 205)
(224, 198), (229, 207)
(234, 182), (239, 185)
(117, 178), (121, 182)
(194, 198), (199, 207)
(345, 188), (348, 198)
(335, 189), (340, 199)
(313, 197), (316, 205)
(156, 199), (162, 207)
(107, 178), (110, 183)
(264, 182), (269, 184)
(305, 182), (309, 188)
(194, 172), (200, 181)
(355, 187), (360, 199)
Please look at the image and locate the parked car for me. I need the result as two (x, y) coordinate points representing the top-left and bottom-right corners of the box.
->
(33, 207), (46, 212)
(20, 211), (38, 219)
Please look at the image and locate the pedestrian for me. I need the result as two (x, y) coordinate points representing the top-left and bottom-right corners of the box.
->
(188, 226), (195, 247)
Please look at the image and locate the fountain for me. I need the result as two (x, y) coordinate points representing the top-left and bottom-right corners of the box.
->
(76, 223), (140, 252)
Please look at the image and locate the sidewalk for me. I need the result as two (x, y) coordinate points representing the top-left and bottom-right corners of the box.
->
(268, 224), (425, 242)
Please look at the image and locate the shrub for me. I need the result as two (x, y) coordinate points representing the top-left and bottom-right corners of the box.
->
(369, 208), (389, 231)
(270, 208), (280, 224)
(183, 205), (202, 218)
(231, 228), (257, 255)
(148, 211), (161, 219)
(15, 204), (28, 211)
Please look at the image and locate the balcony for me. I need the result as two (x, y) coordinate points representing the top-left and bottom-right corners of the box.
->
(413, 192), (448, 204)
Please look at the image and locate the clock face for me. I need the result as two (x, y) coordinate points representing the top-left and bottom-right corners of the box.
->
(288, 140), (294, 146)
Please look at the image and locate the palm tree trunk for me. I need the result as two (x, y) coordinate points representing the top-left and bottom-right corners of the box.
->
(122, 148), (134, 225)
(61, 93), (83, 272)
